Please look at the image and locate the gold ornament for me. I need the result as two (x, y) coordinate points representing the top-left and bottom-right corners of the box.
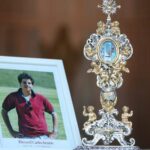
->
(121, 106), (133, 128)
(83, 106), (97, 129)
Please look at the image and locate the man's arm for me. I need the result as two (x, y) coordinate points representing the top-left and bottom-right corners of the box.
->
(48, 112), (58, 138)
(52, 112), (58, 133)
(1, 108), (24, 138)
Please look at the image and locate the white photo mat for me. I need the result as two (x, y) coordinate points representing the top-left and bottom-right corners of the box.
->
(0, 56), (81, 150)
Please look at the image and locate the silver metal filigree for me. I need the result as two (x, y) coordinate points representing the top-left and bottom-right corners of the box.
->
(98, 0), (121, 23)
(82, 109), (135, 146)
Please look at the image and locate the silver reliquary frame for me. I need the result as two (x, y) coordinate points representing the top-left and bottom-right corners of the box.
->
(81, 0), (140, 149)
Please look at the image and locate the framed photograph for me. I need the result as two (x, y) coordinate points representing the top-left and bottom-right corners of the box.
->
(0, 56), (81, 150)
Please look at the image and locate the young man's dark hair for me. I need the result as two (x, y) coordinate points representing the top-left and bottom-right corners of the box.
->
(18, 73), (34, 84)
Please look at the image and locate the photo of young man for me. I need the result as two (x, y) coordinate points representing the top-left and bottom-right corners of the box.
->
(1, 72), (58, 139)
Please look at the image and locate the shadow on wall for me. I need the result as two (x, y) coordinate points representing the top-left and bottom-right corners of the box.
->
(39, 25), (83, 83)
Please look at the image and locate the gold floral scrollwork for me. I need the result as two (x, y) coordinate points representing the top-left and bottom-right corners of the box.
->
(121, 44), (133, 59)
(97, 71), (109, 89)
(121, 106), (133, 128)
(83, 106), (97, 130)
(110, 68), (123, 88)
(85, 47), (96, 58)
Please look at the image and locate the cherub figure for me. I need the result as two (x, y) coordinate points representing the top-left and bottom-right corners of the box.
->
(83, 106), (97, 129)
(121, 106), (133, 128)
(112, 61), (130, 73)
(96, 21), (105, 35)
(111, 21), (120, 35)
(87, 62), (101, 75)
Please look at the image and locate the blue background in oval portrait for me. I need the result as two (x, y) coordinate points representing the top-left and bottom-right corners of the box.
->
(99, 40), (117, 63)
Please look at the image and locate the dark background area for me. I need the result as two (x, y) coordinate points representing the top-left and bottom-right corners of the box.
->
(0, 0), (149, 149)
